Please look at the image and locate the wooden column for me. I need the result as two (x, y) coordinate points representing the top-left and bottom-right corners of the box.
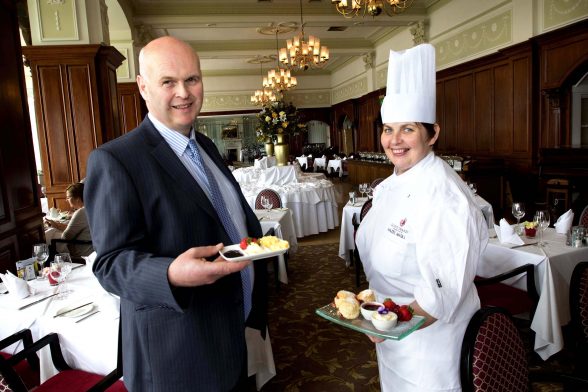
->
(22, 45), (124, 209)
(0, 0), (44, 273)
(118, 82), (147, 134)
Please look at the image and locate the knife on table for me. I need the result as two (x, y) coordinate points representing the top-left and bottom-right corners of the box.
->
(53, 302), (93, 318)
(510, 242), (538, 249)
(18, 293), (59, 310)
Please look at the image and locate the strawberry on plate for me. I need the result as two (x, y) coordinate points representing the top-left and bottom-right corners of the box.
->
(382, 298), (397, 311)
(239, 237), (258, 250)
(396, 305), (414, 322)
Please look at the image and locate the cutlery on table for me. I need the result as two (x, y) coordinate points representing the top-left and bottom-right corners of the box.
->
(53, 302), (93, 318)
(510, 242), (538, 249)
(18, 293), (59, 310)
(75, 310), (100, 323)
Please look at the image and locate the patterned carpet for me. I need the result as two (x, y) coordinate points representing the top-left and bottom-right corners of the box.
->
(254, 243), (580, 392)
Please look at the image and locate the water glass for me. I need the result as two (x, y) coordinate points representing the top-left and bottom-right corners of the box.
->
(349, 192), (356, 205)
(571, 226), (586, 248)
(32, 243), (49, 278)
(533, 210), (550, 247)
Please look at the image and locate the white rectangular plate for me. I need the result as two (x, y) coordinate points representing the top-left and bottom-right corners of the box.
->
(219, 244), (289, 262)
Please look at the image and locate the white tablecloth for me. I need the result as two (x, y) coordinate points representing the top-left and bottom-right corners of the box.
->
(255, 208), (298, 284)
(476, 228), (588, 360)
(338, 198), (368, 265)
(0, 265), (276, 390)
(296, 156), (310, 170)
(254, 156), (276, 169)
(313, 157), (327, 171)
(327, 159), (346, 177)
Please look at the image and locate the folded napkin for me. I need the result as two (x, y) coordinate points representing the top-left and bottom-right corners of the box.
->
(0, 271), (33, 299)
(554, 209), (574, 234)
(82, 251), (97, 270)
(494, 219), (524, 245)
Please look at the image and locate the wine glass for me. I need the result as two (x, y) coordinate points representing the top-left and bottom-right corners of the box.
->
(53, 253), (73, 298)
(359, 183), (367, 198)
(366, 185), (374, 199)
(533, 210), (550, 247)
(511, 202), (526, 235)
(33, 243), (49, 279)
(260, 196), (273, 218)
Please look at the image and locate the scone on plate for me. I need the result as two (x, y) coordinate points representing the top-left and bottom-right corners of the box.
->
(356, 289), (376, 303)
(337, 297), (360, 319)
(334, 290), (356, 308)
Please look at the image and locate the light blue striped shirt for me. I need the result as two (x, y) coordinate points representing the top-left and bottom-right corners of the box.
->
(148, 113), (248, 240)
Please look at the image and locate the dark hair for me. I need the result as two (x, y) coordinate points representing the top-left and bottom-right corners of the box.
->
(66, 182), (84, 202)
(419, 122), (436, 140)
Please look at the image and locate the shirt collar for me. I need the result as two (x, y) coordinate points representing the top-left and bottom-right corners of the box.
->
(148, 113), (195, 158)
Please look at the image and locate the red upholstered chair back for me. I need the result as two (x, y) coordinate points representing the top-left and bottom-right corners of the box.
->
(570, 261), (588, 372)
(370, 178), (384, 189)
(460, 307), (528, 392)
(359, 199), (372, 221)
(580, 206), (588, 228)
(255, 189), (282, 209)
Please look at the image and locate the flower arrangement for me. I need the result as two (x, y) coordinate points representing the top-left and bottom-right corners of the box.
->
(256, 100), (307, 142)
(523, 221), (537, 237)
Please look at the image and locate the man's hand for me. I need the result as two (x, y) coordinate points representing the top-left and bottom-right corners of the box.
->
(167, 243), (251, 287)
(366, 334), (385, 343)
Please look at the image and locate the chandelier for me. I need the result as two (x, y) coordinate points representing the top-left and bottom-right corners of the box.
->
(264, 30), (297, 92)
(331, 0), (414, 18)
(279, 0), (329, 70)
(250, 58), (278, 106)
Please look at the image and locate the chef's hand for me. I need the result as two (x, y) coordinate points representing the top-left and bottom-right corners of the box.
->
(366, 334), (385, 343)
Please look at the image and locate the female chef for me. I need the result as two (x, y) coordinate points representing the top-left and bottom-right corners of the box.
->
(355, 44), (488, 391)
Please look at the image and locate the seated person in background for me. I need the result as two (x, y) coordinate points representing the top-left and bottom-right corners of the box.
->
(44, 182), (93, 259)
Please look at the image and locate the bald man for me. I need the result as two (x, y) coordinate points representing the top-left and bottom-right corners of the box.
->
(85, 37), (267, 391)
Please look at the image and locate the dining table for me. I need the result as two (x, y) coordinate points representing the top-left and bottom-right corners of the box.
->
(326, 159), (347, 177)
(0, 261), (277, 390)
(254, 208), (298, 284)
(233, 166), (339, 238)
(477, 228), (588, 360)
(338, 193), (495, 265)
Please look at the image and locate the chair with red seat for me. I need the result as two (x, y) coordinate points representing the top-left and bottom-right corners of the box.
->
(0, 331), (125, 392)
(474, 263), (539, 320)
(254, 189), (282, 210)
(580, 205), (588, 228)
(460, 307), (529, 392)
(0, 329), (39, 390)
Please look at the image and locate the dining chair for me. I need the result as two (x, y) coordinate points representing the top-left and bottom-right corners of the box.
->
(48, 238), (93, 263)
(580, 205), (588, 227)
(474, 263), (539, 320)
(254, 189), (282, 210)
(370, 178), (384, 189)
(0, 329), (39, 390)
(351, 199), (373, 287)
(460, 307), (529, 392)
(0, 329), (125, 392)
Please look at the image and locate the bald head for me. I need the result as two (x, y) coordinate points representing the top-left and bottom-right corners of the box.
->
(136, 36), (204, 135)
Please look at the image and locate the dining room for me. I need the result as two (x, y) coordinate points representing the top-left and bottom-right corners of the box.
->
(2, 0), (588, 391)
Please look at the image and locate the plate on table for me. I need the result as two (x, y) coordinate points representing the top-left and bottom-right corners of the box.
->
(219, 244), (289, 262)
(54, 303), (95, 318)
(315, 304), (425, 340)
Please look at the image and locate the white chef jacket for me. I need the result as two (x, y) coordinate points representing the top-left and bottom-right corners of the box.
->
(355, 152), (488, 391)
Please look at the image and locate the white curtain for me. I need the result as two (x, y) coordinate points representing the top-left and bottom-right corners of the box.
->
(307, 120), (330, 145)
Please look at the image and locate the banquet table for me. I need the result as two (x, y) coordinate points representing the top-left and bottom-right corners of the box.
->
(477, 228), (588, 360)
(313, 157), (327, 171)
(254, 208), (298, 284)
(0, 264), (277, 390)
(233, 166), (339, 238)
(254, 156), (277, 169)
(296, 156), (311, 170)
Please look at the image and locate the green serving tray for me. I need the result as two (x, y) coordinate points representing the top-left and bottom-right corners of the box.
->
(315, 304), (425, 340)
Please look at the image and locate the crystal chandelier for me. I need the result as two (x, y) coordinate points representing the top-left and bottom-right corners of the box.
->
(250, 59), (278, 106)
(331, 0), (414, 18)
(279, 0), (329, 70)
(264, 30), (297, 92)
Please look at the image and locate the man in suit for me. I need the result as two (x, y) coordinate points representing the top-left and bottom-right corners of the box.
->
(84, 36), (267, 391)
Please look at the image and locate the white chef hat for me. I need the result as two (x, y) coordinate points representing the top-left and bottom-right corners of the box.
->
(381, 43), (436, 124)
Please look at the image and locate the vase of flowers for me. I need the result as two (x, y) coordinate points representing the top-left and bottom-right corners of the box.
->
(256, 100), (306, 165)
(264, 136), (275, 157)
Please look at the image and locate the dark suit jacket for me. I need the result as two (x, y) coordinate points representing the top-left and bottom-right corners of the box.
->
(84, 117), (266, 392)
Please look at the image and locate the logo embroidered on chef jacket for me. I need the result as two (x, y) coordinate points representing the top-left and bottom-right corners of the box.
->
(400, 218), (406, 227)
(436, 279), (442, 288)
(387, 220), (409, 240)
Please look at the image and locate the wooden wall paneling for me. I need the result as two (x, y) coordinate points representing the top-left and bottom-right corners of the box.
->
(458, 75), (475, 152)
(0, 0), (44, 272)
(493, 63), (514, 153)
(442, 78), (459, 151)
(435, 81), (446, 148)
(22, 45), (124, 208)
(118, 82), (147, 133)
(331, 100), (356, 152)
(474, 69), (493, 153)
(512, 56), (532, 155)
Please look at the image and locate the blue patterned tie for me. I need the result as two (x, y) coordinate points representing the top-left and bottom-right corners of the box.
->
(187, 139), (252, 319)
